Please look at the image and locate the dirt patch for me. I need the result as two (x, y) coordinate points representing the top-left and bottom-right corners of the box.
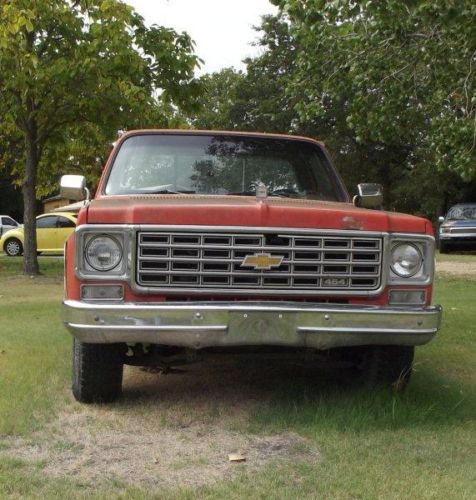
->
(2, 414), (317, 488)
(1, 360), (320, 489)
(436, 261), (476, 277)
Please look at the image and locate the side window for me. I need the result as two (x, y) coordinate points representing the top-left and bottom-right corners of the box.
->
(4, 217), (17, 226)
(36, 216), (58, 228)
(57, 216), (76, 228)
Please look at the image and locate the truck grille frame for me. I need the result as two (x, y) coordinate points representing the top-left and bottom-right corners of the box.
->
(449, 227), (476, 235)
(135, 226), (385, 296)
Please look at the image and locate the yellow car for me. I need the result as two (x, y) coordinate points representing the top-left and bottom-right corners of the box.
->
(0, 212), (77, 256)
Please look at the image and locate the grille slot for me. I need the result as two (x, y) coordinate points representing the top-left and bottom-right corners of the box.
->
(136, 230), (383, 292)
(450, 227), (476, 234)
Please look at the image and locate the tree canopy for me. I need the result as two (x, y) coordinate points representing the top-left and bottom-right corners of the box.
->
(192, 2), (476, 218)
(0, 0), (201, 274)
(278, 0), (476, 180)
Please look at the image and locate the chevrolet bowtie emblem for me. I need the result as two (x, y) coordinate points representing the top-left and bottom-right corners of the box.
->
(241, 253), (284, 270)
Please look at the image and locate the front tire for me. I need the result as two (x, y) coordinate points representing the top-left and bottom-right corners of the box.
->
(72, 339), (125, 403)
(4, 238), (23, 256)
(360, 345), (414, 391)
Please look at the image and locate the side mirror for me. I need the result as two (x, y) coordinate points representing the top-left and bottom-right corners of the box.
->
(353, 183), (383, 209)
(438, 216), (445, 223)
(60, 175), (89, 201)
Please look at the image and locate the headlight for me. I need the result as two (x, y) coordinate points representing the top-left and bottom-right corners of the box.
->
(440, 226), (450, 233)
(391, 243), (422, 277)
(85, 235), (123, 271)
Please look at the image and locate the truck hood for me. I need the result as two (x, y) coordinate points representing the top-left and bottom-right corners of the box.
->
(441, 219), (476, 228)
(84, 195), (429, 233)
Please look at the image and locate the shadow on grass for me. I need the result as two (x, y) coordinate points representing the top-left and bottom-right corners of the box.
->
(118, 355), (475, 433)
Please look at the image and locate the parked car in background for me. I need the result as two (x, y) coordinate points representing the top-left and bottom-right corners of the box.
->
(0, 212), (77, 256)
(439, 203), (476, 253)
(0, 215), (20, 238)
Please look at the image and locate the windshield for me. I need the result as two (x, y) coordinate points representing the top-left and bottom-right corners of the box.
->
(446, 205), (476, 221)
(104, 134), (347, 201)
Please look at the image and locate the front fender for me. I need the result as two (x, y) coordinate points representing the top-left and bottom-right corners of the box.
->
(0, 229), (24, 252)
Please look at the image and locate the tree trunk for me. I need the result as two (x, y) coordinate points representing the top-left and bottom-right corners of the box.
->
(22, 127), (39, 276)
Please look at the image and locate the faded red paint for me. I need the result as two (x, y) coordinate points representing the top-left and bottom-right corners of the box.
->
(65, 231), (80, 301)
(83, 195), (429, 234)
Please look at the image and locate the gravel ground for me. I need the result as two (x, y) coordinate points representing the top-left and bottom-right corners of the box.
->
(435, 261), (476, 276)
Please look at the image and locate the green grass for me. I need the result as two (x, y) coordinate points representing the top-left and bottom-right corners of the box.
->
(0, 259), (475, 498)
(0, 255), (64, 277)
(436, 249), (476, 262)
(0, 276), (69, 436)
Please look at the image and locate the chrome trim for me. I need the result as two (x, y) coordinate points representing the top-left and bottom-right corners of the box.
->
(80, 284), (124, 302)
(449, 227), (476, 234)
(440, 226), (476, 239)
(63, 300), (442, 349)
(73, 224), (435, 296)
(387, 233), (435, 286)
(131, 225), (388, 297)
(75, 225), (135, 280)
(136, 229), (384, 293)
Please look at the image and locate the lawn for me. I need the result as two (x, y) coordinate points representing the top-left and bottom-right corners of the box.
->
(0, 254), (475, 499)
(436, 249), (476, 262)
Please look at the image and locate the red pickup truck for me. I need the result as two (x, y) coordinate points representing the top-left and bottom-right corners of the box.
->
(61, 130), (442, 403)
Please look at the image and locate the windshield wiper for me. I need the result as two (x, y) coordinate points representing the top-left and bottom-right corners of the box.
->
(147, 188), (196, 194)
(227, 190), (299, 198)
(131, 184), (196, 194)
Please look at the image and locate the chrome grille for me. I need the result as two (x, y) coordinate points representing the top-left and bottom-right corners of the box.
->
(450, 227), (476, 235)
(136, 230), (383, 292)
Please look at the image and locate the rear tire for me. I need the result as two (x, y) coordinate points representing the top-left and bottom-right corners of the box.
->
(355, 345), (415, 391)
(72, 339), (125, 403)
(4, 238), (23, 256)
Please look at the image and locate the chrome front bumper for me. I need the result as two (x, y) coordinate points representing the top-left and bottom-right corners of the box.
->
(63, 300), (442, 350)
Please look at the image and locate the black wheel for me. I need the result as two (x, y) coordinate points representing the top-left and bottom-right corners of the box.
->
(439, 241), (450, 254)
(353, 345), (415, 391)
(72, 339), (125, 403)
(4, 238), (23, 256)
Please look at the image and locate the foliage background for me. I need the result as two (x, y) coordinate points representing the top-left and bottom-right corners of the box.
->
(190, 1), (476, 221)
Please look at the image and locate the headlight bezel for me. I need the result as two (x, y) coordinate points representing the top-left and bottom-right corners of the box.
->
(75, 226), (132, 279)
(387, 234), (434, 285)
